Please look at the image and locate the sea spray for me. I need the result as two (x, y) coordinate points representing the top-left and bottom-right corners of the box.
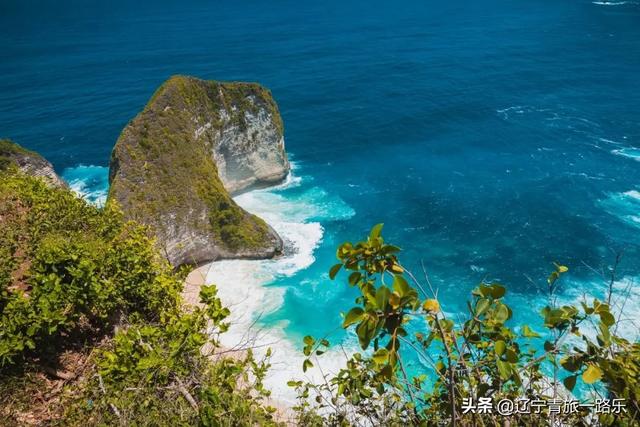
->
(599, 189), (640, 230)
(202, 167), (357, 402)
(62, 165), (110, 207)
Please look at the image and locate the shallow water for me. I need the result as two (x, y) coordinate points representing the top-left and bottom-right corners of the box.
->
(2, 0), (640, 400)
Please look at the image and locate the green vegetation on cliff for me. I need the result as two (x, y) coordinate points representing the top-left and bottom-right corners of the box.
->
(0, 169), (279, 425)
(0, 139), (66, 187)
(0, 139), (40, 171)
(109, 75), (282, 266)
(148, 75), (284, 135)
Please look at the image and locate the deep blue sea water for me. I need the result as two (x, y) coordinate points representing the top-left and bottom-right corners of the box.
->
(2, 0), (640, 398)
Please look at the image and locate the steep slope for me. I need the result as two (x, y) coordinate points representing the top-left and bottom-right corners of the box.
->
(108, 76), (288, 266)
(0, 139), (66, 187)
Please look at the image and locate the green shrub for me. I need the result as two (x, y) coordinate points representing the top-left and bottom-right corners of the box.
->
(0, 170), (281, 426)
(293, 224), (640, 426)
(0, 172), (180, 367)
(63, 285), (279, 426)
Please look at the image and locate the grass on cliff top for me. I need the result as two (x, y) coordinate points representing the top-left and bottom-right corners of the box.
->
(108, 75), (276, 256)
(150, 75), (284, 135)
(0, 139), (41, 171)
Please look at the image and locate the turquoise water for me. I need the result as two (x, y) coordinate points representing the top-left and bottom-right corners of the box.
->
(2, 0), (640, 397)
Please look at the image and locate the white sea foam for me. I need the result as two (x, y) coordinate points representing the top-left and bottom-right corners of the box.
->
(612, 147), (640, 161)
(592, 1), (638, 6)
(599, 137), (623, 146)
(558, 276), (640, 344)
(201, 171), (356, 402)
(59, 162), (357, 401)
(61, 165), (110, 207)
(622, 190), (640, 200)
(496, 105), (552, 120)
(598, 189), (640, 230)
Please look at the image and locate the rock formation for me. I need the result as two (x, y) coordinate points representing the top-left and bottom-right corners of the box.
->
(108, 75), (289, 266)
(0, 139), (66, 187)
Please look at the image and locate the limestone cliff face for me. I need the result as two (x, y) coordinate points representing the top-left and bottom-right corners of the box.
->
(209, 85), (289, 195)
(108, 75), (289, 267)
(0, 139), (66, 188)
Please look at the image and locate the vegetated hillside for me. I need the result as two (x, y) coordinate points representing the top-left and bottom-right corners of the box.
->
(0, 166), (280, 426)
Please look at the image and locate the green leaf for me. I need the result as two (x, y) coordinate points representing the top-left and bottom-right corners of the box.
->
(494, 303), (510, 323)
(494, 340), (506, 356)
(389, 292), (401, 309)
(475, 298), (490, 316)
(497, 360), (511, 380)
(302, 358), (314, 373)
(561, 356), (581, 372)
(348, 272), (362, 286)
(599, 311), (615, 327)
(369, 223), (384, 240)
(329, 263), (342, 280)
(375, 286), (391, 310)
(521, 324), (541, 338)
(505, 349), (518, 363)
(381, 245), (401, 254)
(342, 307), (364, 328)
(477, 284), (491, 298)
(372, 348), (389, 364)
(489, 284), (506, 299)
(598, 322), (611, 346)
(392, 275), (411, 297)
(582, 365), (602, 384)
(563, 375), (577, 391)
(303, 335), (315, 346)
(356, 316), (376, 349)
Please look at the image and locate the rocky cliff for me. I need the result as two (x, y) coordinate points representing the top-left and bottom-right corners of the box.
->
(0, 139), (66, 187)
(108, 75), (289, 267)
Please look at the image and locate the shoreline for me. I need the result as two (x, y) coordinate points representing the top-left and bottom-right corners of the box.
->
(180, 166), (356, 409)
(182, 264), (297, 425)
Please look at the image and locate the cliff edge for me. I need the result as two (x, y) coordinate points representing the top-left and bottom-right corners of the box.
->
(0, 139), (66, 188)
(108, 76), (289, 266)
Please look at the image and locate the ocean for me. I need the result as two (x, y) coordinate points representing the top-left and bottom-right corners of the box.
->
(2, 0), (639, 401)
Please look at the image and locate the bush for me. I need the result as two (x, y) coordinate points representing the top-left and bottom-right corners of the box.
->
(0, 172), (180, 367)
(293, 224), (640, 426)
(63, 285), (279, 426)
(3, 167), (638, 426)
(0, 170), (280, 425)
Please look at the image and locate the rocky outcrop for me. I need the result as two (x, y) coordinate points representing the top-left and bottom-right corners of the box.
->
(208, 86), (289, 195)
(108, 75), (289, 267)
(0, 139), (66, 187)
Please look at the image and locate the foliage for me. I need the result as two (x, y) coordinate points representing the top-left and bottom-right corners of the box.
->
(3, 164), (639, 426)
(63, 285), (279, 426)
(0, 170), (280, 425)
(0, 138), (39, 171)
(0, 172), (180, 366)
(292, 224), (640, 426)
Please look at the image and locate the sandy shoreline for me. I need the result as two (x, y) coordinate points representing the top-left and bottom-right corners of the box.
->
(182, 265), (297, 425)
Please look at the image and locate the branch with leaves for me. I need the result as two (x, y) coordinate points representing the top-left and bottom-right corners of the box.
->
(291, 224), (640, 427)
